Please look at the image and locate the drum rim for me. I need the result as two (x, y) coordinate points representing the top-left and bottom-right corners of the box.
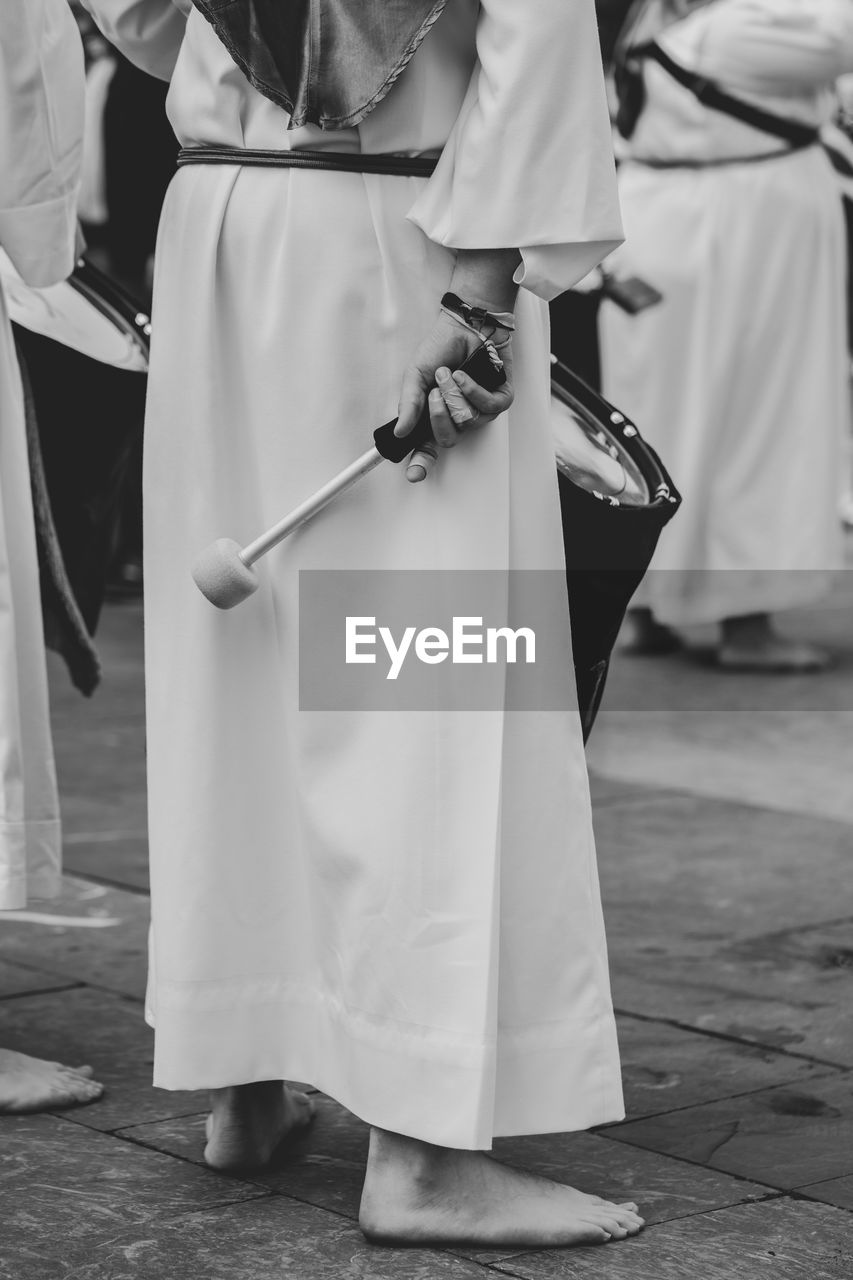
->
(550, 357), (680, 513)
(69, 258), (151, 355)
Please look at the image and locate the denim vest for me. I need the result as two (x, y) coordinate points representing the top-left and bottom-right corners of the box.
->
(190, 0), (447, 129)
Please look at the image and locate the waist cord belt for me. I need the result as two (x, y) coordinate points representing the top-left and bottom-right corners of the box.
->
(177, 146), (439, 177)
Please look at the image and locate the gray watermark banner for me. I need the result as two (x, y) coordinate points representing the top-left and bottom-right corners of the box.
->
(299, 570), (578, 712)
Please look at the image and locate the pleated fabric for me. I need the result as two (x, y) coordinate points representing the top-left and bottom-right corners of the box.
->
(91, 0), (626, 1147)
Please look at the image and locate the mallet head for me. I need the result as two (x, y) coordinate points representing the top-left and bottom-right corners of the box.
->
(192, 538), (259, 609)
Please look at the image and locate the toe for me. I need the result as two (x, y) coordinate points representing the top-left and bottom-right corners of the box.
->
(71, 1065), (95, 1079)
(591, 1217), (627, 1240)
(587, 1211), (627, 1236)
(71, 1079), (103, 1102)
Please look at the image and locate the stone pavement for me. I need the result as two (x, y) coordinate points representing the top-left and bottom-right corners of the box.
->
(1, 584), (852, 1279)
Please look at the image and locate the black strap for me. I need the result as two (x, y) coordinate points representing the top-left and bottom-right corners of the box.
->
(177, 146), (438, 177)
(648, 45), (819, 150)
(631, 148), (808, 171)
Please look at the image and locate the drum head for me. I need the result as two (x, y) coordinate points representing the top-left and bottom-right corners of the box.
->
(0, 251), (149, 372)
(551, 380), (648, 507)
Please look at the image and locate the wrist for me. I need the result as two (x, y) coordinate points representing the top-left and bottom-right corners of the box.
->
(440, 292), (514, 351)
(449, 248), (521, 316)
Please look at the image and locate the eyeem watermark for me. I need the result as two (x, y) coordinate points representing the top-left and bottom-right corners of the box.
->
(299, 571), (578, 711)
(346, 616), (536, 680)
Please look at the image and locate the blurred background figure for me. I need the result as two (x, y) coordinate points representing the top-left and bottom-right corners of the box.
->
(831, 71), (853, 528)
(70, 1), (178, 597)
(600, 0), (853, 671)
(0, 0), (103, 1111)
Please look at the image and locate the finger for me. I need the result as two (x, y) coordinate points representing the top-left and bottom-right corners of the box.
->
(435, 366), (479, 428)
(428, 385), (460, 450)
(394, 366), (429, 438)
(450, 368), (513, 417)
(406, 444), (439, 483)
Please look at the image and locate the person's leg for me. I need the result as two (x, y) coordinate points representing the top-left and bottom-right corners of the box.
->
(204, 1081), (315, 1169)
(0, 1048), (103, 1112)
(359, 1129), (644, 1248)
(717, 613), (829, 673)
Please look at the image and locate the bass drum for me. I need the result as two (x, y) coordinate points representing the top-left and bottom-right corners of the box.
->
(551, 357), (681, 739)
(2, 253), (150, 693)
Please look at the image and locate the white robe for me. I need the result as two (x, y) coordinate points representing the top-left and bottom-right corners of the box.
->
(0, 1), (84, 910)
(600, 0), (853, 628)
(86, 0), (626, 1148)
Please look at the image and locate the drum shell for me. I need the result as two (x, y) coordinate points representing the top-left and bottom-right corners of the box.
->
(554, 368), (681, 740)
(14, 325), (145, 639)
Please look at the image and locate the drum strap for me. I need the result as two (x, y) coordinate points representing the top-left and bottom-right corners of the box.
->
(177, 146), (438, 177)
(647, 45), (820, 150)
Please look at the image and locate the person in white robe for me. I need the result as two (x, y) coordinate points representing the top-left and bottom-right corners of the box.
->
(83, 0), (646, 1247)
(600, 0), (853, 670)
(0, 0), (104, 1112)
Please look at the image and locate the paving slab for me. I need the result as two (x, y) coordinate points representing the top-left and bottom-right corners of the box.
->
(0, 1113), (266, 1280)
(0, 877), (149, 1001)
(589, 704), (853, 827)
(488, 1197), (853, 1280)
(593, 791), (853, 949)
(797, 1175), (853, 1212)
(61, 831), (150, 894)
(616, 1014), (833, 1118)
(122, 1093), (770, 1237)
(48, 602), (150, 894)
(489, 1129), (769, 1229)
(611, 922), (853, 1066)
(49, 1195), (494, 1280)
(588, 565), (853, 831)
(0, 957), (79, 1000)
(0, 986), (202, 1132)
(120, 1095), (368, 1219)
(603, 1074), (853, 1190)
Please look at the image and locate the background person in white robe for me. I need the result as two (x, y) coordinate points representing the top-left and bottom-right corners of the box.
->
(83, 0), (646, 1248)
(601, 0), (853, 670)
(0, 0), (103, 1112)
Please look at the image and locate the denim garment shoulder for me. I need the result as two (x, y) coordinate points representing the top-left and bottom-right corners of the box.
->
(190, 0), (448, 129)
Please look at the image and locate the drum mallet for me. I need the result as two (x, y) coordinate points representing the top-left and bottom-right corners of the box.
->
(192, 345), (505, 609)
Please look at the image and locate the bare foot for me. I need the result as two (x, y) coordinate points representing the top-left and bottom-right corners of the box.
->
(359, 1129), (644, 1248)
(204, 1080), (315, 1170)
(718, 613), (829, 673)
(0, 1048), (104, 1113)
(620, 608), (682, 657)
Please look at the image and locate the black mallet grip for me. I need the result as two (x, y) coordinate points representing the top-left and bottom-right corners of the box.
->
(373, 343), (507, 464)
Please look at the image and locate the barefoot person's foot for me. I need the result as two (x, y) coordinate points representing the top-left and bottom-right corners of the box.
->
(0, 1048), (104, 1113)
(204, 1080), (315, 1170)
(359, 1129), (645, 1248)
(717, 613), (830, 674)
(620, 607), (682, 656)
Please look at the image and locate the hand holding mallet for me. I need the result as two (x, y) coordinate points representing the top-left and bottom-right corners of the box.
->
(191, 343), (506, 609)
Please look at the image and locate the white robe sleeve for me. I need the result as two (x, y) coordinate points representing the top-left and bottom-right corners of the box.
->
(0, 0), (85, 287)
(694, 0), (853, 96)
(407, 0), (623, 301)
(81, 0), (188, 82)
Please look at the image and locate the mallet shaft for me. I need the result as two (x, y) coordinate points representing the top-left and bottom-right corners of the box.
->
(240, 445), (383, 566)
